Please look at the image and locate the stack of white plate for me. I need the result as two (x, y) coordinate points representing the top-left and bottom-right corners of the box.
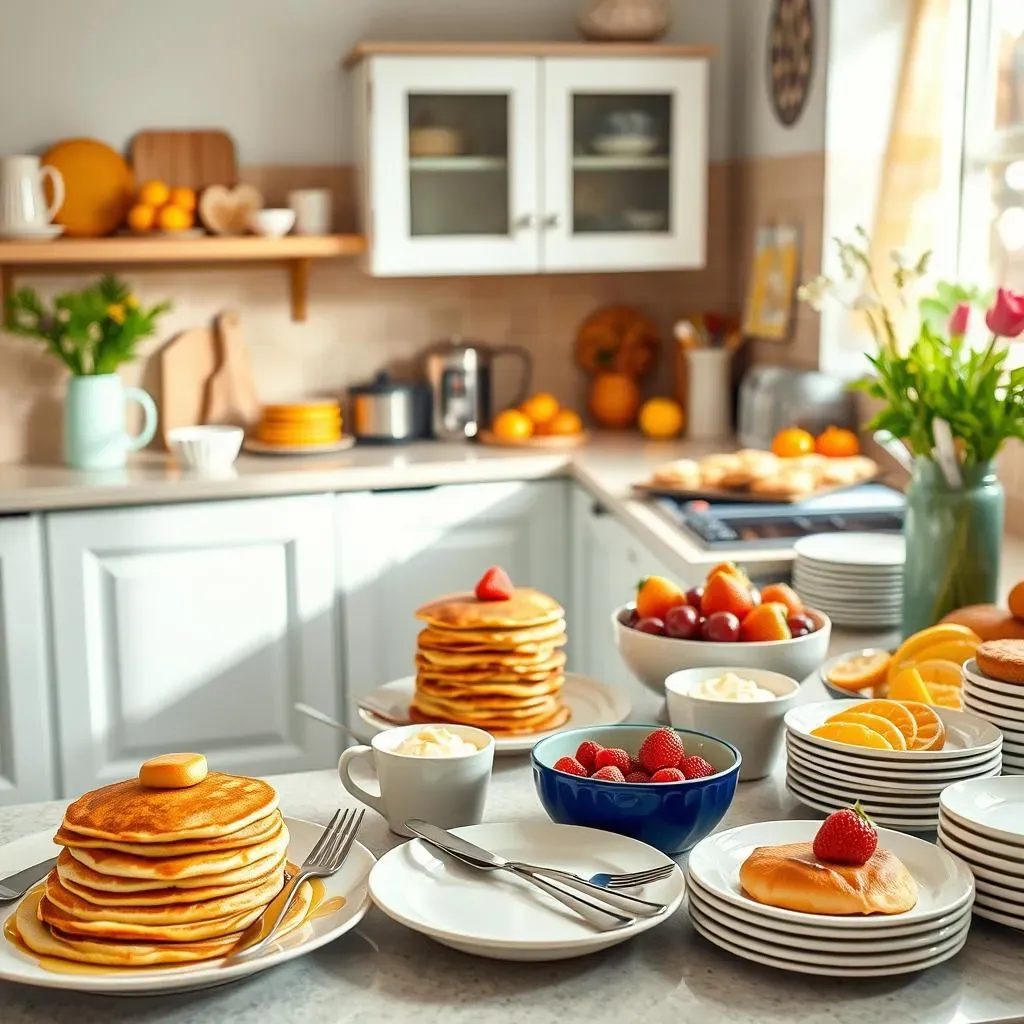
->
(791, 533), (904, 628)
(938, 777), (1024, 931)
(962, 658), (1024, 774)
(687, 820), (974, 977)
(784, 699), (1003, 831)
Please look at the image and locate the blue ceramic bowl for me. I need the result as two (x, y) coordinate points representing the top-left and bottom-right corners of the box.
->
(531, 725), (741, 856)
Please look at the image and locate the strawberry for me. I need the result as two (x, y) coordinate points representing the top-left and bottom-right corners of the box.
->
(553, 756), (588, 777)
(638, 727), (685, 773)
(591, 765), (626, 782)
(813, 803), (878, 866)
(650, 767), (685, 783)
(475, 566), (513, 601)
(575, 740), (603, 773)
(624, 770), (651, 783)
(593, 747), (631, 774)
(680, 755), (716, 780)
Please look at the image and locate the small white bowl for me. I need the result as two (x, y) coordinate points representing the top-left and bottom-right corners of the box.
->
(665, 667), (801, 781)
(167, 425), (244, 474)
(248, 208), (295, 238)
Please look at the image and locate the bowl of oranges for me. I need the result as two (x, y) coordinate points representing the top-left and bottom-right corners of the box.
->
(480, 392), (588, 449)
(126, 180), (199, 236)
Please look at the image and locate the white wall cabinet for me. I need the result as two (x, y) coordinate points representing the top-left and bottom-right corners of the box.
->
(46, 496), (339, 795)
(0, 516), (57, 804)
(351, 52), (708, 276)
(336, 480), (570, 723)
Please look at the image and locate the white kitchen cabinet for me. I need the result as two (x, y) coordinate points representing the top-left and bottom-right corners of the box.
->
(350, 47), (708, 276)
(0, 516), (57, 803)
(335, 480), (569, 722)
(46, 496), (339, 794)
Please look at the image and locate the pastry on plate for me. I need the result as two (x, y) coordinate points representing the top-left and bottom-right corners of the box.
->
(975, 639), (1024, 685)
(698, 453), (743, 488)
(750, 468), (817, 499)
(651, 458), (700, 489)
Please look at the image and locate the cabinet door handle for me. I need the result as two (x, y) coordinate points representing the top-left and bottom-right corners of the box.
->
(514, 214), (537, 230)
(591, 502), (609, 517)
(542, 214), (560, 230)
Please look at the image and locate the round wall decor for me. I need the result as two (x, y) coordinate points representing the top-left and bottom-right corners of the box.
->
(767, 0), (814, 127)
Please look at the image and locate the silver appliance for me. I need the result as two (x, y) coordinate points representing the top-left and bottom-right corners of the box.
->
(424, 338), (532, 440)
(348, 373), (430, 443)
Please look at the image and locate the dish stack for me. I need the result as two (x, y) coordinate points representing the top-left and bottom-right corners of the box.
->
(784, 699), (1002, 831)
(938, 777), (1024, 931)
(962, 658), (1024, 773)
(687, 820), (975, 977)
(791, 533), (905, 629)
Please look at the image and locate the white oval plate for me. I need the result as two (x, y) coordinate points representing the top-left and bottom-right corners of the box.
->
(785, 700), (1002, 761)
(688, 820), (973, 930)
(242, 436), (356, 456)
(940, 776), (1024, 845)
(784, 762), (940, 808)
(961, 698), (1024, 734)
(785, 775), (937, 831)
(936, 831), (1024, 890)
(938, 813), (1024, 862)
(356, 673), (630, 755)
(962, 659), (1024, 701)
(970, 902), (1024, 932)
(793, 533), (906, 567)
(369, 821), (683, 961)
(0, 816), (373, 996)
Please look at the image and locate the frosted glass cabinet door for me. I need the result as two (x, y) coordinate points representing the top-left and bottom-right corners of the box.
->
(366, 56), (541, 276)
(542, 57), (709, 272)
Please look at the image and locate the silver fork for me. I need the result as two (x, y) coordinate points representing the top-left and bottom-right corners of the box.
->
(587, 864), (676, 889)
(226, 807), (364, 962)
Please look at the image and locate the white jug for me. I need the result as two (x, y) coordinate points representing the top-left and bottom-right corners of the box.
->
(0, 155), (64, 229)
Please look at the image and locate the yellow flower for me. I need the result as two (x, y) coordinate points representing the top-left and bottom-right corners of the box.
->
(106, 303), (126, 324)
(125, 294), (139, 309)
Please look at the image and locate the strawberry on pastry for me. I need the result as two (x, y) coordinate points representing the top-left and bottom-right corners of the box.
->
(591, 765), (626, 782)
(575, 740), (603, 773)
(813, 803), (878, 866)
(553, 756), (588, 777)
(593, 748), (631, 774)
(679, 755), (716, 780)
(638, 727), (685, 773)
(474, 566), (514, 601)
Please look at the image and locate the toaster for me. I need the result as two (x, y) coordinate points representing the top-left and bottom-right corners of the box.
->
(737, 366), (857, 450)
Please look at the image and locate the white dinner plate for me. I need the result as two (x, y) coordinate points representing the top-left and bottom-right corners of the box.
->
(970, 902), (1024, 931)
(936, 831), (1024, 890)
(962, 659), (1024, 701)
(937, 813), (1024, 860)
(357, 673), (630, 755)
(973, 889), (1024, 921)
(784, 762), (941, 807)
(940, 776), (1024, 844)
(785, 775), (937, 831)
(368, 821), (683, 961)
(793, 533), (906, 567)
(792, 583), (902, 603)
(961, 698), (1024, 734)
(962, 689), (1024, 719)
(0, 817), (374, 996)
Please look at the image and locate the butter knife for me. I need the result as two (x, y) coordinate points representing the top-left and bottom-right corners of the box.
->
(0, 857), (57, 901)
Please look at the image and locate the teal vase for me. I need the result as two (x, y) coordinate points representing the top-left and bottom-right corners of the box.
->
(64, 374), (158, 469)
(901, 459), (1003, 637)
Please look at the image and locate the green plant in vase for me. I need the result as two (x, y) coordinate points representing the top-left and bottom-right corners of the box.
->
(799, 229), (1024, 635)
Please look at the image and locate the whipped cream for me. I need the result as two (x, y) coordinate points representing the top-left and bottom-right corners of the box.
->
(691, 672), (775, 703)
(393, 726), (480, 757)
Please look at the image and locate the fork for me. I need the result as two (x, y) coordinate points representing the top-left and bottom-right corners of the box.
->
(587, 865), (676, 889)
(227, 807), (364, 962)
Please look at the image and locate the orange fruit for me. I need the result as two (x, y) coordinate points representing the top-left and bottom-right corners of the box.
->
(889, 667), (932, 704)
(811, 721), (893, 750)
(760, 582), (804, 616)
(588, 371), (641, 429)
(491, 409), (534, 441)
(542, 409), (583, 436)
(771, 427), (816, 458)
(739, 602), (792, 642)
(169, 186), (197, 213)
(706, 561), (747, 583)
(520, 392), (560, 426)
(827, 651), (892, 691)
(1009, 582), (1024, 621)
(157, 204), (194, 231)
(888, 624), (980, 682)
(914, 659), (963, 689)
(901, 701), (946, 751)
(636, 575), (687, 621)
(845, 699), (918, 747)
(924, 682), (963, 709)
(126, 203), (157, 232)
(638, 397), (685, 439)
(827, 712), (907, 750)
(815, 425), (861, 458)
(702, 572), (756, 620)
(139, 179), (170, 207)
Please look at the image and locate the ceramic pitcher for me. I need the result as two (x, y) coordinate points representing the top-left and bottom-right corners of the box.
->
(0, 155), (64, 229)
(64, 375), (158, 470)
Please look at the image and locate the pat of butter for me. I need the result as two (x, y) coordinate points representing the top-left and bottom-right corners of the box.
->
(140, 753), (208, 789)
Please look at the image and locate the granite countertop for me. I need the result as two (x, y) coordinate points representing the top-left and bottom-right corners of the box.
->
(0, 680), (1021, 1024)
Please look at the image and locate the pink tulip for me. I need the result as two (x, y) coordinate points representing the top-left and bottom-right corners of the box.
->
(985, 288), (1024, 338)
(948, 303), (971, 337)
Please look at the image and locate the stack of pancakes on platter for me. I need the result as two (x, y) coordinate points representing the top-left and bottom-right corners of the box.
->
(14, 757), (312, 968)
(411, 587), (570, 735)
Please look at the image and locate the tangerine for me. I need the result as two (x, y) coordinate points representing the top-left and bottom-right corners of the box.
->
(169, 186), (197, 213)
(520, 392), (560, 426)
(588, 372), (641, 429)
(491, 409), (534, 441)
(815, 425), (861, 458)
(543, 409), (584, 436)
(771, 427), (816, 458)
(138, 179), (170, 207)
(157, 204), (194, 232)
(638, 397), (685, 439)
(126, 203), (157, 232)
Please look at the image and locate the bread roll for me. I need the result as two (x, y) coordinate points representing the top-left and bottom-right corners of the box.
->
(942, 605), (1024, 642)
(976, 640), (1024, 685)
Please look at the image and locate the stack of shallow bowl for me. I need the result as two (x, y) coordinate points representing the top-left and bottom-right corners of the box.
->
(962, 658), (1024, 774)
(938, 777), (1024, 931)
(784, 699), (1003, 831)
(791, 533), (904, 629)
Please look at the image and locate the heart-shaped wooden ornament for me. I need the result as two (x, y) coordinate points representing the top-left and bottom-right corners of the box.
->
(198, 184), (264, 236)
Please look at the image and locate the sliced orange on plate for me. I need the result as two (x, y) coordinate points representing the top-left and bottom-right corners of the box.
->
(810, 721), (894, 750)
(924, 681), (963, 710)
(827, 651), (891, 691)
(827, 712), (907, 750)
(889, 666), (933, 704)
(837, 699), (918, 748)
(914, 658), (963, 689)
(900, 701), (946, 751)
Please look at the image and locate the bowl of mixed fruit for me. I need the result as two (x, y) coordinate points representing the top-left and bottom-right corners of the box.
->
(613, 562), (831, 695)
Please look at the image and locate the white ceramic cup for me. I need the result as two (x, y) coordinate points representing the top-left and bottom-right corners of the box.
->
(664, 667), (801, 781)
(684, 347), (732, 440)
(338, 724), (494, 836)
(288, 189), (333, 235)
(0, 155), (64, 228)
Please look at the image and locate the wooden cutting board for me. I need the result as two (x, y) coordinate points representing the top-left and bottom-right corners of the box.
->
(203, 311), (261, 429)
(159, 326), (219, 447)
(130, 130), (238, 189)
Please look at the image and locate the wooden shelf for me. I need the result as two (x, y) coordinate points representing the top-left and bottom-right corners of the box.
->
(0, 234), (366, 322)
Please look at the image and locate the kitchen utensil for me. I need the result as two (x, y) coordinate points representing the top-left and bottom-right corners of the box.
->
(587, 864), (676, 889)
(242, 437), (355, 456)
(229, 807), (364, 962)
(405, 820), (667, 920)
(248, 208), (295, 238)
(0, 156), (64, 231)
(167, 425), (243, 474)
(348, 372), (430, 443)
(293, 701), (362, 743)
(41, 138), (135, 237)
(64, 375), (158, 470)
(423, 338), (532, 440)
(203, 311), (261, 430)
(338, 724), (494, 836)
(130, 129), (238, 191)
(577, 0), (670, 41)
(199, 184), (264, 236)
(0, 858), (57, 901)
(874, 429), (914, 472)
(159, 325), (219, 447)
(288, 189), (333, 236)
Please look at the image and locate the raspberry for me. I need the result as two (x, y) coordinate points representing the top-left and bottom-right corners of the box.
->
(624, 770), (652, 783)
(591, 765), (626, 782)
(650, 767), (686, 783)
(680, 755), (716, 780)
(638, 728), (685, 773)
(575, 740), (603, 773)
(593, 747), (631, 774)
(552, 756), (588, 777)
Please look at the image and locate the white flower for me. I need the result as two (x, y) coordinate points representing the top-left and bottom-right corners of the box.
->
(797, 275), (833, 311)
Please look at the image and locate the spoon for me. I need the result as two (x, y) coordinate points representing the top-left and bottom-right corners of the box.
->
(293, 702), (363, 743)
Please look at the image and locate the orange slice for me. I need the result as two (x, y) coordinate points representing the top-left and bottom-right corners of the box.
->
(810, 722), (894, 750)
(846, 699), (918, 747)
(827, 651), (891, 691)
(915, 659), (963, 689)
(889, 667), (932, 704)
(827, 712), (907, 750)
(888, 624), (980, 682)
(901, 701), (946, 751)
(924, 681), (963, 710)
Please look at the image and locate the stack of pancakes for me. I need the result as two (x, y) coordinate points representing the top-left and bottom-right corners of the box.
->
(15, 767), (311, 968)
(411, 587), (570, 735)
(255, 401), (342, 448)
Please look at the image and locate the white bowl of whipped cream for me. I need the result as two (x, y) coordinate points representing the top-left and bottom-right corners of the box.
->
(664, 668), (801, 781)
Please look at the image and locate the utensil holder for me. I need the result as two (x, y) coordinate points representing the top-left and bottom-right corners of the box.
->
(679, 348), (732, 440)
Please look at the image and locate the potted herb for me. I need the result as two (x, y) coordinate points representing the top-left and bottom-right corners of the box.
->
(5, 275), (171, 469)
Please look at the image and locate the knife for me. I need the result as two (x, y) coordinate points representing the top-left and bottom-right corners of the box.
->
(405, 820), (667, 928)
(0, 857), (57, 901)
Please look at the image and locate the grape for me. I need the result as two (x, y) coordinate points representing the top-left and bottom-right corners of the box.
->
(685, 585), (705, 608)
(635, 617), (667, 636)
(621, 607), (640, 628)
(787, 613), (815, 638)
(665, 604), (702, 640)
(701, 611), (741, 643)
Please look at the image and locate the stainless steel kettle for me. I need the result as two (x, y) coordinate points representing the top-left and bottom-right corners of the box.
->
(424, 338), (533, 440)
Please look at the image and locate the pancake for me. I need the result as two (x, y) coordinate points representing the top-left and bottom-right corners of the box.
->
(416, 645), (562, 669)
(739, 842), (919, 916)
(414, 652), (566, 681)
(416, 674), (564, 700)
(62, 772), (278, 843)
(415, 588), (564, 630)
(409, 701), (570, 735)
(417, 621), (567, 648)
(412, 688), (563, 721)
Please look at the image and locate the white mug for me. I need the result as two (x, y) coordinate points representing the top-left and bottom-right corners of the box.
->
(338, 724), (494, 836)
(0, 155), (64, 228)
(288, 189), (333, 236)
